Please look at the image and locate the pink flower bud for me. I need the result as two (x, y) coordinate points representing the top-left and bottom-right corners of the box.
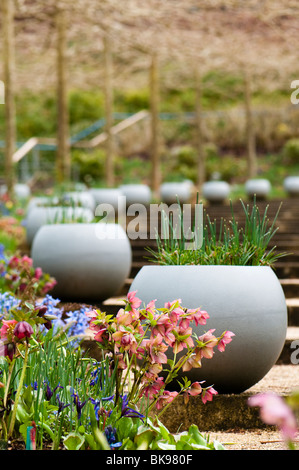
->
(34, 267), (43, 280)
(14, 321), (34, 340)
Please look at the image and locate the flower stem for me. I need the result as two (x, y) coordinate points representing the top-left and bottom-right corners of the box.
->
(8, 343), (29, 439)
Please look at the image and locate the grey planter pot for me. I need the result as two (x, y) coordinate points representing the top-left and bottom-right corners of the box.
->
(89, 188), (124, 212)
(202, 181), (230, 203)
(25, 206), (94, 245)
(63, 191), (96, 211)
(31, 223), (132, 301)
(14, 184), (31, 199)
(120, 184), (152, 206)
(245, 179), (271, 199)
(26, 196), (59, 215)
(130, 265), (287, 394)
(160, 181), (193, 204)
(283, 176), (299, 197)
(0, 183), (31, 199)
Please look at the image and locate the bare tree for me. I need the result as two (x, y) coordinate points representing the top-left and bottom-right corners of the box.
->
(56, 1), (70, 183)
(103, 29), (114, 187)
(2, 0), (16, 195)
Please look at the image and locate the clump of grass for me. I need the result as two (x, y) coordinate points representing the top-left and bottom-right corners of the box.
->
(147, 198), (287, 268)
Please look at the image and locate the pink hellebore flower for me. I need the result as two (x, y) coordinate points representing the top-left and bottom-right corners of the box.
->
(182, 351), (202, 371)
(189, 381), (203, 396)
(172, 325), (194, 354)
(183, 381), (203, 404)
(94, 326), (109, 343)
(197, 329), (218, 360)
(143, 362), (163, 379)
(152, 314), (175, 344)
(201, 386), (218, 404)
(0, 319), (18, 341)
(21, 255), (33, 268)
(155, 390), (178, 410)
(14, 321), (34, 340)
(112, 326), (138, 354)
(8, 256), (20, 268)
(0, 343), (16, 361)
(126, 291), (142, 311)
(217, 330), (235, 352)
(147, 333), (168, 364)
(34, 267), (43, 280)
(248, 393), (298, 442)
(145, 299), (156, 316)
(186, 308), (210, 326)
(85, 309), (98, 321)
(41, 280), (57, 294)
(142, 376), (165, 399)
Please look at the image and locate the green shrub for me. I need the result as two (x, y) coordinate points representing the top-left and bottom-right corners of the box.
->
(282, 138), (299, 164)
(69, 90), (104, 124)
(72, 149), (106, 183)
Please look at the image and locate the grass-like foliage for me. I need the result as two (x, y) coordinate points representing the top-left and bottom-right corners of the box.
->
(147, 198), (286, 267)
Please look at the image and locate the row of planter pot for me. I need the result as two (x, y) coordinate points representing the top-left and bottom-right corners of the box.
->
(202, 176), (299, 203)
(29, 218), (287, 395)
(10, 174), (299, 214)
(26, 192), (288, 396)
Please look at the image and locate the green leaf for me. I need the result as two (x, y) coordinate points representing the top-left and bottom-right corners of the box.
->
(117, 417), (138, 441)
(84, 434), (99, 450)
(157, 442), (176, 450)
(134, 429), (154, 449)
(211, 440), (226, 450)
(63, 432), (85, 450)
(187, 424), (209, 446)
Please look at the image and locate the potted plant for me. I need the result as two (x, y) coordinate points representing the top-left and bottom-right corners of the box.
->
(160, 180), (194, 204)
(130, 199), (288, 393)
(245, 178), (271, 200)
(25, 205), (94, 246)
(119, 184), (152, 206)
(202, 180), (231, 204)
(31, 222), (132, 302)
(283, 176), (299, 197)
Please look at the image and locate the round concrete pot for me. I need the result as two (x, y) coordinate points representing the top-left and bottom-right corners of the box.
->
(283, 176), (299, 197)
(89, 188), (124, 212)
(26, 196), (60, 215)
(160, 181), (193, 204)
(120, 184), (152, 206)
(0, 183), (31, 199)
(31, 223), (132, 301)
(14, 184), (31, 200)
(202, 181), (230, 204)
(245, 179), (271, 199)
(129, 265), (287, 394)
(25, 206), (94, 245)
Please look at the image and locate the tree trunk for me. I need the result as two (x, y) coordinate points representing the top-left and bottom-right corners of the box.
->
(194, 67), (205, 196)
(244, 69), (257, 178)
(2, 0), (16, 195)
(149, 51), (160, 199)
(56, 4), (70, 183)
(103, 32), (114, 187)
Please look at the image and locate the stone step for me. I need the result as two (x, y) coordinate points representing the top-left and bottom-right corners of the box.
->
(280, 279), (299, 297)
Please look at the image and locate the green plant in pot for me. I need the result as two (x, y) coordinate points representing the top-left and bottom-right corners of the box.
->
(130, 198), (288, 393)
